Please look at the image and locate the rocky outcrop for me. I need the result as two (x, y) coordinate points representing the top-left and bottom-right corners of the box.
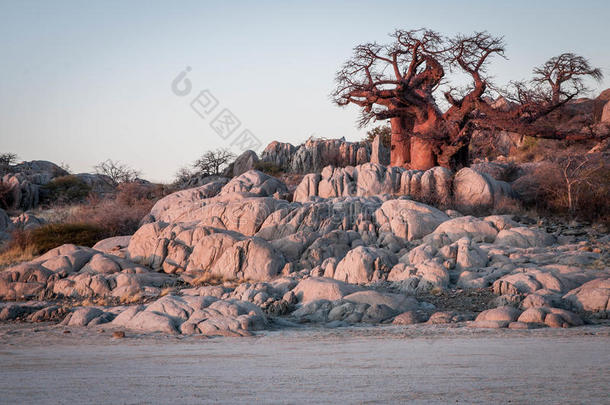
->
(260, 141), (296, 169)
(0, 160), (68, 211)
(261, 137), (369, 174)
(293, 163), (452, 204)
(72, 173), (115, 195)
(127, 222), (286, 281)
(3, 149), (607, 338)
(293, 163), (516, 214)
(145, 177), (229, 223)
(108, 295), (267, 336)
(0, 244), (175, 301)
(1, 173), (40, 211)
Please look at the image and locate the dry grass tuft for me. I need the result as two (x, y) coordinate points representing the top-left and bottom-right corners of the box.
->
(159, 287), (177, 297)
(190, 272), (226, 286)
(0, 243), (36, 269)
(119, 292), (143, 304)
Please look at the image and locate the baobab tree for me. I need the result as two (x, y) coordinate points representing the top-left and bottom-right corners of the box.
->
(332, 29), (603, 170)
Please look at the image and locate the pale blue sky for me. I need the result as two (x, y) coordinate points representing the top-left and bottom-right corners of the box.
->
(1, 0), (609, 182)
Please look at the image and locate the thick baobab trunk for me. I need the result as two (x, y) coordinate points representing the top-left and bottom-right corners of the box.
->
(409, 137), (437, 170)
(390, 117), (411, 167)
(389, 115), (437, 170)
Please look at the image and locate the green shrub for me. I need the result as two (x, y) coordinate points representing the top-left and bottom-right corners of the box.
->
(13, 223), (108, 256)
(42, 175), (91, 204)
(363, 125), (391, 148)
(254, 161), (283, 176)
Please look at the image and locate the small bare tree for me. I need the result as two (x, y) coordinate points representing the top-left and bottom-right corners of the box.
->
(534, 152), (608, 217)
(0, 153), (18, 174)
(94, 159), (141, 186)
(193, 149), (235, 176)
(558, 154), (607, 214)
(532, 53), (603, 104)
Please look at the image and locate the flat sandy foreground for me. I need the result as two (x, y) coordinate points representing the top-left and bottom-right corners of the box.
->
(1, 323), (609, 404)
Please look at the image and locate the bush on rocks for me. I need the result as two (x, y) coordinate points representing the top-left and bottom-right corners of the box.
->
(6, 223), (107, 257)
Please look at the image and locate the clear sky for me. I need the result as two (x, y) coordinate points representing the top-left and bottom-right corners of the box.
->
(1, 0), (609, 182)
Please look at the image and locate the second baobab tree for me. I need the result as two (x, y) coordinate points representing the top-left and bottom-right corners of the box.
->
(332, 29), (603, 170)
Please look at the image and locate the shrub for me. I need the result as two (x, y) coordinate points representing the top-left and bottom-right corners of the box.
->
(254, 161), (282, 176)
(66, 181), (159, 236)
(70, 197), (154, 236)
(115, 182), (161, 206)
(363, 125), (391, 148)
(41, 175), (91, 204)
(525, 152), (609, 224)
(5, 223), (107, 257)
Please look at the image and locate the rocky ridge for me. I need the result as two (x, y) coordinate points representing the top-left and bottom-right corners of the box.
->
(1, 164), (608, 337)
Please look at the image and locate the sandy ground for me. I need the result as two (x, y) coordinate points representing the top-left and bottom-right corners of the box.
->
(1, 323), (609, 404)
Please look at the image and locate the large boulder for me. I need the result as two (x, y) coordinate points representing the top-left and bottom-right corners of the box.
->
(72, 173), (115, 195)
(494, 227), (556, 248)
(209, 237), (285, 281)
(426, 216), (498, 245)
(292, 277), (361, 303)
(475, 306), (522, 322)
(0, 173), (39, 211)
(342, 290), (418, 312)
(517, 307), (583, 328)
(92, 236), (132, 253)
(147, 195), (287, 233)
(375, 199), (449, 241)
(219, 170), (287, 197)
(228, 150), (259, 177)
(332, 246), (396, 284)
(147, 177), (229, 222)
(563, 278), (610, 314)
(453, 167), (515, 214)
